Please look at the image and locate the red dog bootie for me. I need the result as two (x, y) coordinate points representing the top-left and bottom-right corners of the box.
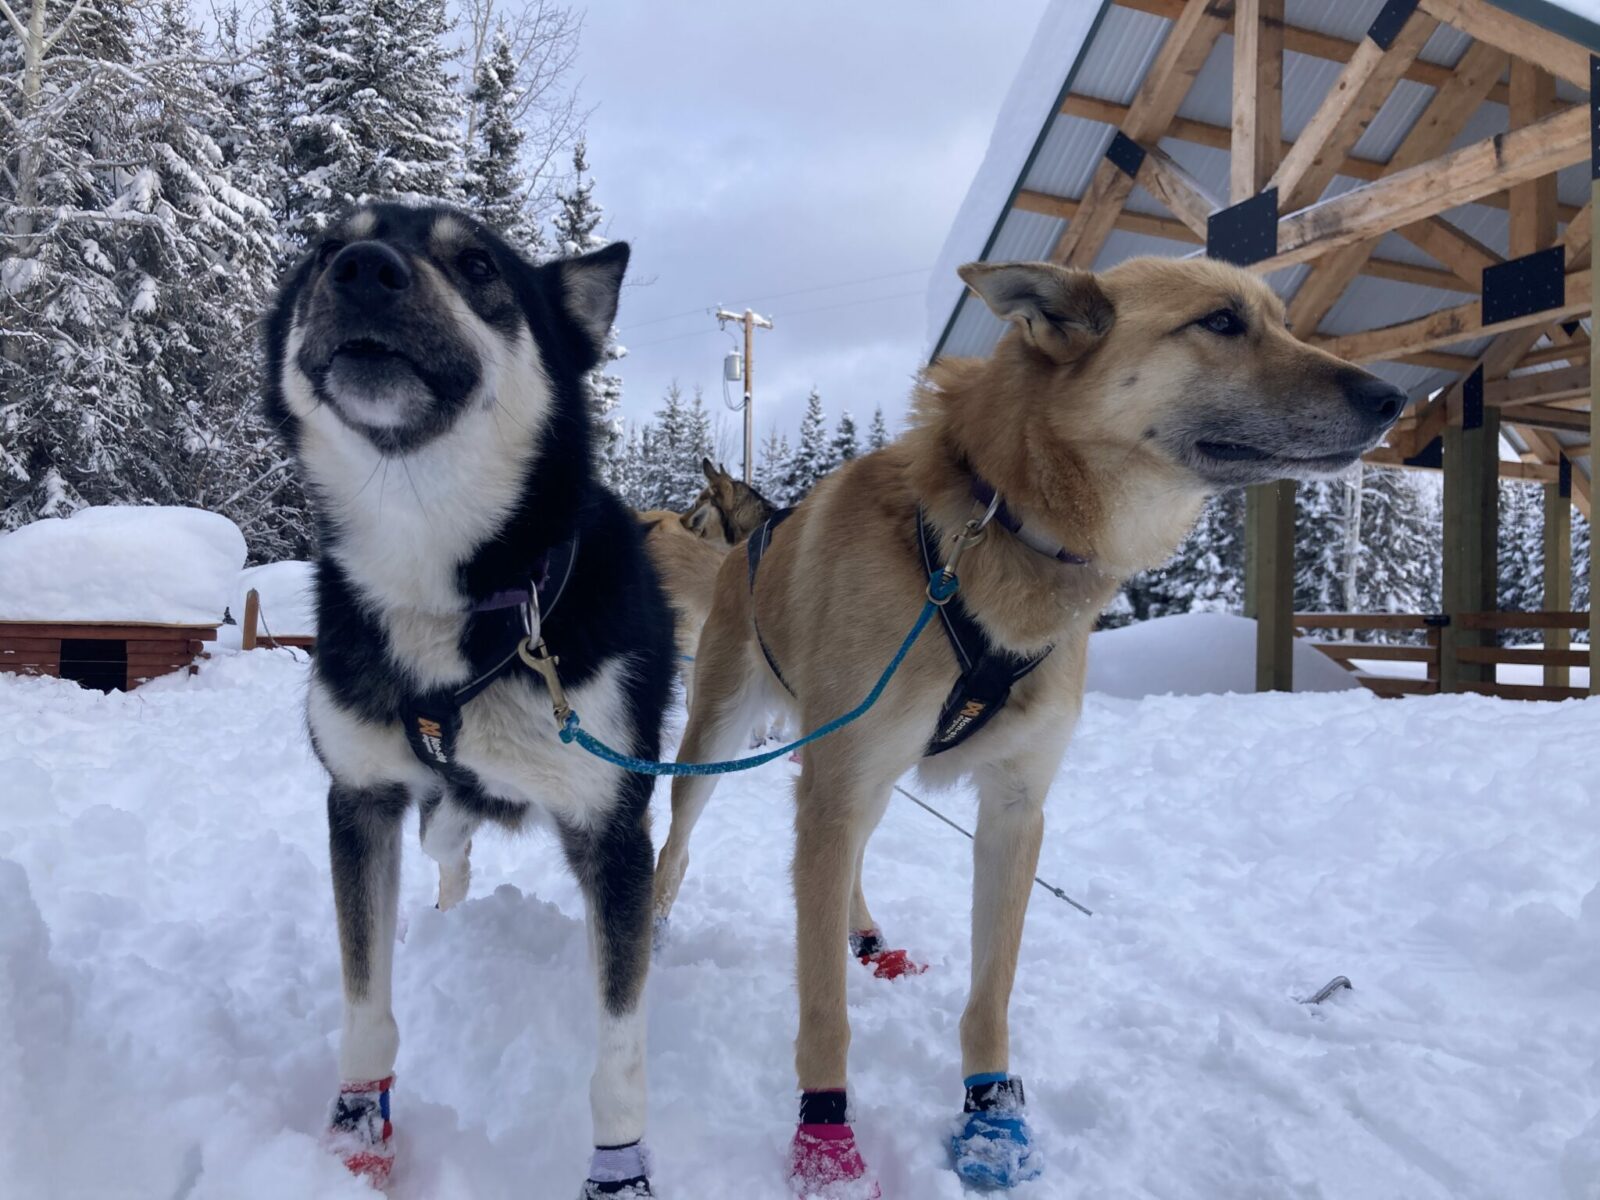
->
(327, 1075), (395, 1186)
(787, 1090), (881, 1199)
(850, 928), (928, 981)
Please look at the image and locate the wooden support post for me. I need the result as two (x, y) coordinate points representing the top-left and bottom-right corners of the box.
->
(1232, 0), (1294, 693)
(1440, 371), (1500, 691)
(1247, 481), (1296, 692)
(1592, 111), (1600, 694)
(1543, 458), (1573, 688)
(242, 587), (260, 651)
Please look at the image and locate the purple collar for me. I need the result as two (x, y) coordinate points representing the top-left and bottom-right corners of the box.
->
(970, 475), (1089, 566)
(468, 535), (580, 616)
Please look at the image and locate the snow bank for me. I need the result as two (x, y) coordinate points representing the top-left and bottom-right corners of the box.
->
(237, 560), (317, 638)
(0, 506), (245, 626)
(1087, 611), (1360, 698)
(3, 654), (1598, 1197)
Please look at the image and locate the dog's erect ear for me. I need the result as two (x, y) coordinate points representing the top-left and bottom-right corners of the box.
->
(701, 456), (719, 484)
(558, 241), (629, 350)
(958, 261), (1113, 364)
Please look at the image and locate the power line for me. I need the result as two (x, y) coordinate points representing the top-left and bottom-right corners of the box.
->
(620, 265), (931, 334)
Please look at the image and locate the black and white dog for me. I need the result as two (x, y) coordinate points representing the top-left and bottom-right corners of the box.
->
(264, 201), (674, 1198)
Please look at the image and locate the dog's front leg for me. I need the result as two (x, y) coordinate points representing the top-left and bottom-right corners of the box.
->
(326, 779), (409, 1185)
(949, 758), (1056, 1188)
(560, 782), (656, 1198)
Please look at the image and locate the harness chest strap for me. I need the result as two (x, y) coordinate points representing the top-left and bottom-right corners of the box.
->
(402, 534), (579, 770)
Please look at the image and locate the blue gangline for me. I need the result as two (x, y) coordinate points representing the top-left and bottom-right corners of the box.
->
(558, 571), (959, 776)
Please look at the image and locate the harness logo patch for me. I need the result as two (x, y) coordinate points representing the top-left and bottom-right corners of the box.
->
(959, 700), (986, 719)
(415, 716), (448, 764)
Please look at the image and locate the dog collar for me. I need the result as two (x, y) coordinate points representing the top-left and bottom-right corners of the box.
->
(469, 535), (580, 618)
(969, 475), (1089, 566)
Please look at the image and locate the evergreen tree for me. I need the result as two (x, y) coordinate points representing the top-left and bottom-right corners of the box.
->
(463, 25), (541, 249)
(830, 411), (860, 465)
(1294, 478), (1349, 613)
(781, 388), (832, 502)
(867, 405), (891, 451)
(634, 383), (714, 510)
(1358, 466), (1439, 619)
(1497, 479), (1544, 639)
(287, 0), (462, 243)
(552, 138), (601, 254)
(1573, 511), (1591, 640)
(756, 428), (792, 504)
(1123, 491), (1245, 619)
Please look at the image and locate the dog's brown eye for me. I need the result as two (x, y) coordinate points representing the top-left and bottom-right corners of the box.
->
(459, 249), (497, 282)
(1197, 309), (1245, 336)
(317, 240), (345, 266)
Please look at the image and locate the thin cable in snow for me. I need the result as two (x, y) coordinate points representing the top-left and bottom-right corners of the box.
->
(890, 785), (1092, 916)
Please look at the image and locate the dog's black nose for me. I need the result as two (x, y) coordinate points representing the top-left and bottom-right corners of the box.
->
(327, 241), (411, 306)
(1341, 371), (1407, 426)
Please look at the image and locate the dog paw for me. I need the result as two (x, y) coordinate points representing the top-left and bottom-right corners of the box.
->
(788, 1124), (880, 1199)
(326, 1076), (395, 1187)
(851, 931), (927, 980)
(949, 1075), (1042, 1190)
(582, 1141), (653, 1198)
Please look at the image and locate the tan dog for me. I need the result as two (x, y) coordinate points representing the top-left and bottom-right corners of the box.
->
(641, 458), (777, 662)
(652, 256), (1408, 1193)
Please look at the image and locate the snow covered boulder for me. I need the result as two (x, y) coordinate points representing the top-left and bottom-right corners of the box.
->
(1086, 612), (1360, 698)
(0, 506), (246, 625)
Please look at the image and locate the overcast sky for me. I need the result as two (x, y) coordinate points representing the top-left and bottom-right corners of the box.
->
(571, 1), (1049, 465)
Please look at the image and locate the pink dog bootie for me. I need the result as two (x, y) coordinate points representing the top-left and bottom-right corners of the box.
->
(326, 1075), (395, 1186)
(787, 1090), (881, 1199)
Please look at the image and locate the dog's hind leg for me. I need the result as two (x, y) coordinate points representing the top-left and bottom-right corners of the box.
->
(948, 757), (1054, 1188)
(652, 629), (764, 932)
(560, 778), (657, 1197)
(326, 779), (410, 1185)
(419, 788), (478, 911)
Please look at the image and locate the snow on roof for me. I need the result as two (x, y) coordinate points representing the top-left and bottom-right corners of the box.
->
(236, 561), (316, 638)
(926, 0), (1599, 485)
(0, 506), (246, 626)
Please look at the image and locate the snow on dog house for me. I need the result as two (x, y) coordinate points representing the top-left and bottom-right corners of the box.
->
(0, 506), (245, 691)
(931, 0), (1600, 699)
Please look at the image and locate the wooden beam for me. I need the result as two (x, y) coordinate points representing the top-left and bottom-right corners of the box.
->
(1231, 0), (1282, 204)
(1058, 93), (1584, 222)
(1509, 403), (1594, 433)
(1050, 0), (1232, 268)
(1440, 400), (1499, 691)
(1252, 104), (1589, 275)
(1014, 190), (1470, 292)
(1138, 143), (1223, 237)
(1268, 8), (1438, 213)
(1417, 0), (1591, 88)
(1115, 0), (1511, 104)
(1247, 479), (1295, 692)
(1485, 363), (1590, 407)
(1543, 457), (1572, 687)
(1509, 60), (1558, 259)
(1364, 447), (1560, 482)
(1314, 270), (1591, 364)
(1287, 40), (1508, 334)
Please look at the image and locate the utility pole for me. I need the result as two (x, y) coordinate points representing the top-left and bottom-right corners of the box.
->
(715, 307), (773, 483)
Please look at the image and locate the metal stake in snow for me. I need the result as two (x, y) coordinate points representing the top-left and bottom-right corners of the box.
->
(891, 785), (1092, 916)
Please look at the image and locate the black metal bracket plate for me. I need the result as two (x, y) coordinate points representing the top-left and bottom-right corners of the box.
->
(1105, 131), (1145, 179)
(1207, 188), (1278, 266)
(1591, 56), (1600, 180)
(1482, 247), (1565, 326)
(1402, 434), (1443, 469)
(1368, 0), (1420, 50)
(1559, 455), (1573, 499)
(1462, 365), (1484, 432)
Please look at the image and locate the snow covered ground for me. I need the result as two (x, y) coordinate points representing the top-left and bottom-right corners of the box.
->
(3, 650), (1599, 1199)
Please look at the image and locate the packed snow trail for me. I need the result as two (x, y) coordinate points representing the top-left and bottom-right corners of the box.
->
(2, 651), (1598, 1199)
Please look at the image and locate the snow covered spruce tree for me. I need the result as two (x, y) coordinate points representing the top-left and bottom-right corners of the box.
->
(1497, 479), (1545, 641)
(463, 25), (544, 251)
(0, 0), (308, 555)
(756, 428), (792, 503)
(1123, 491), (1245, 619)
(867, 405), (891, 451)
(781, 388), (833, 502)
(285, 0), (462, 244)
(1358, 466), (1439, 622)
(1294, 477), (1350, 615)
(830, 411), (859, 465)
(631, 383), (715, 510)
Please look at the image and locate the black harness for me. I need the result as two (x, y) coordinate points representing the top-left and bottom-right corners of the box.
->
(745, 504), (1055, 758)
(401, 535), (579, 771)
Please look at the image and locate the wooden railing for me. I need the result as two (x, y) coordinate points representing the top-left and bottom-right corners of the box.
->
(1451, 611), (1589, 701)
(1295, 612), (1445, 697)
(1298, 610), (1591, 700)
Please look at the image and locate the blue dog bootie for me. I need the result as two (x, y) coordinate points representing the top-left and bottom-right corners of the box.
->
(949, 1073), (1043, 1189)
(581, 1140), (653, 1198)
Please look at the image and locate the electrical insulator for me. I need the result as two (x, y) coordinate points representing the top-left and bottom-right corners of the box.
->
(724, 350), (743, 382)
